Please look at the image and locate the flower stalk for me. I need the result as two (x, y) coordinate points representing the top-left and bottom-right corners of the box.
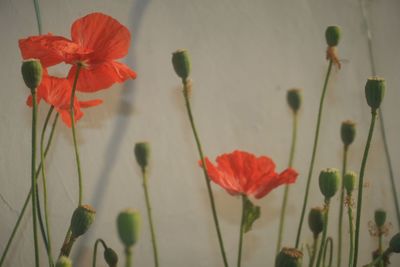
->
(237, 195), (246, 267)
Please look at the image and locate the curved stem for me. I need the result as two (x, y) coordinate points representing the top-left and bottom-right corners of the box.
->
(337, 146), (348, 267)
(353, 111), (377, 267)
(276, 112), (298, 254)
(315, 200), (330, 267)
(237, 196), (246, 267)
(92, 239), (107, 267)
(182, 78), (229, 267)
(125, 247), (132, 267)
(36, 183), (48, 250)
(309, 234), (319, 267)
(323, 237), (333, 267)
(346, 194), (355, 267)
(295, 60), (333, 248)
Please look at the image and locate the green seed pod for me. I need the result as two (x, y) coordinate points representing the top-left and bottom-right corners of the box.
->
(275, 247), (303, 267)
(55, 256), (72, 267)
(134, 142), (150, 170)
(343, 171), (357, 194)
(21, 59), (43, 90)
(365, 77), (385, 111)
(325, 26), (341, 47)
(104, 247), (119, 267)
(374, 209), (387, 228)
(117, 209), (141, 247)
(319, 168), (340, 199)
(389, 233), (400, 253)
(70, 205), (96, 238)
(172, 49), (191, 80)
(341, 120), (356, 147)
(287, 89), (302, 113)
(308, 207), (325, 236)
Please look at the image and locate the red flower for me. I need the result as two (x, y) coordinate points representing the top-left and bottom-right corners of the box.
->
(19, 12), (136, 92)
(200, 150), (298, 199)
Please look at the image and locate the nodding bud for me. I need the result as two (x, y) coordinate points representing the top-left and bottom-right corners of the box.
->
(319, 168), (340, 200)
(287, 89), (302, 113)
(374, 209), (387, 228)
(343, 171), (357, 194)
(21, 59), (43, 90)
(308, 207), (325, 236)
(117, 209), (141, 248)
(389, 233), (400, 253)
(172, 49), (191, 80)
(70, 205), (96, 238)
(325, 26), (341, 47)
(104, 247), (119, 267)
(341, 120), (356, 147)
(55, 256), (72, 267)
(365, 77), (385, 111)
(275, 247), (303, 267)
(134, 142), (150, 170)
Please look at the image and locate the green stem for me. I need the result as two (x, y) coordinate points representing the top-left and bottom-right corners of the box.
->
(0, 111), (59, 267)
(295, 60), (333, 248)
(92, 239), (107, 267)
(182, 78), (229, 267)
(378, 232), (383, 267)
(315, 200), (331, 267)
(276, 112), (298, 254)
(33, 0), (42, 34)
(353, 110), (378, 267)
(36, 183), (48, 251)
(337, 146), (348, 267)
(237, 196), (246, 267)
(125, 247), (132, 267)
(309, 234), (319, 267)
(323, 237), (333, 267)
(346, 194), (355, 267)
(367, 249), (391, 267)
(141, 168), (159, 267)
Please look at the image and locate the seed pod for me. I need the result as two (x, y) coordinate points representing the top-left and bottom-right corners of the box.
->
(341, 120), (356, 147)
(134, 142), (150, 170)
(325, 26), (341, 47)
(287, 89), (302, 113)
(21, 59), (43, 90)
(117, 209), (141, 247)
(104, 247), (118, 267)
(389, 233), (400, 253)
(275, 247), (303, 267)
(70, 205), (96, 238)
(319, 168), (340, 199)
(365, 77), (385, 111)
(55, 256), (72, 267)
(308, 207), (325, 236)
(374, 209), (387, 228)
(172, 49), (191, 80)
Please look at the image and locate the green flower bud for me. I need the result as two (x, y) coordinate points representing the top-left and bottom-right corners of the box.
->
(172, 49), (191, 80)
(341, 120), (356, 147)
(104, 247), (118, 267)
(287, 89), (302, 113)
(365, 77), (385, 111)
(343, 171), (357, 194)
(325, 26), (341, 47)
(55, 256), (72, 267)
(21, 59), (43, 90)
(389, 233), (400, 253)
(319, 168), (340, 199)
(275, 247), (303, 267)
(70, 205), (96, 238)
(308, 207), (325, 236)
(134, 142), (150, 170)
(374, 209), (387, 228)
(117, 209), (141, 247)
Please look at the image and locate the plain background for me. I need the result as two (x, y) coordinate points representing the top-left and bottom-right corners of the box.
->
(1, 0), (400, 266)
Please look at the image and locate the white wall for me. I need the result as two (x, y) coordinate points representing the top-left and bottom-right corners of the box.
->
(1, 0), (400, 266)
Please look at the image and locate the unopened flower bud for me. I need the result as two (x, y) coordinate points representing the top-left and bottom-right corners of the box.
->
(21, 59), (43, 90)
(275, 247), (303, 267)
(117, 209), (141, 247)
(172, 49), (191, 80)
(55, 256), (72, 267)
(308, 207), (325, 236)
(70, 205), (95, 238)
(365, 77), (385, 111)
(104, 247), (118, 267)
(287, 89), (302, 113)
(389, 233), (400, 253)
(343, 171), (357, 194)
(341, 120), (356, 147)
(134, 142), (150, 170)
(374, 209), (387, 228)
(325, 26), (341, 47)
(319, 168), (340, 199)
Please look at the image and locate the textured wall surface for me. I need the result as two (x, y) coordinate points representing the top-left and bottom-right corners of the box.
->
(1, 0), (400, 266)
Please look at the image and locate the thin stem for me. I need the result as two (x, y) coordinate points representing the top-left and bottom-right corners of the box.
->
(323, 237), (333, 267)
(125, 247), (132, 267)
(33, 0), (42, 34)
(92, 239), (107, 267)
(0, 111), (59, 267)
(353, 110), (378, 267)
(378, 232), (384, 267)
(295, 60), (333, 248)
(346, 194), (355, 267)
(182, 78), (229, 267)
(141, 168), (159, 267)
(315, 200), (331, 267)
(309, 234), (319, 267)
(237, 196), (246, 267)
(276, 112), (298, 254)
(36, 183), (48, 250)
(337, 146), (348, 267)
(367, 249), (391, 267)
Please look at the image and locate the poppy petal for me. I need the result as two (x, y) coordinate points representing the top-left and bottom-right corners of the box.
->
(254, 168), (298, 199)
(79, 99), (103, 108)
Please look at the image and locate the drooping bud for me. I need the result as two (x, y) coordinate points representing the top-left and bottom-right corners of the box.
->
(117, 209), (141, 247)
(389, 233), (400, 253)
(55, 256), (72, 267)
(104, 247), (119, 267)
(21, 59), (43, 90)
(308, 207), (325, 236)
(319, 168), (340, 199)
(365, 77), (385, 111)
(172, 49), (191, 80)
(374, 209), (387, 228)
(134, 142), (150, 170)
(275, 247), (303, 267)
(343, 171), (357, 194)
(70, 205), (96, 238)
(341, 120), (356, 147)
(325, 26), (341, 47)
(287, 89), (302, 113)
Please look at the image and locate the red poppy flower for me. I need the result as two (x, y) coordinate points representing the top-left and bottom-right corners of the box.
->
(200, 150), (298, 199)
(19, 12), (136, 92)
